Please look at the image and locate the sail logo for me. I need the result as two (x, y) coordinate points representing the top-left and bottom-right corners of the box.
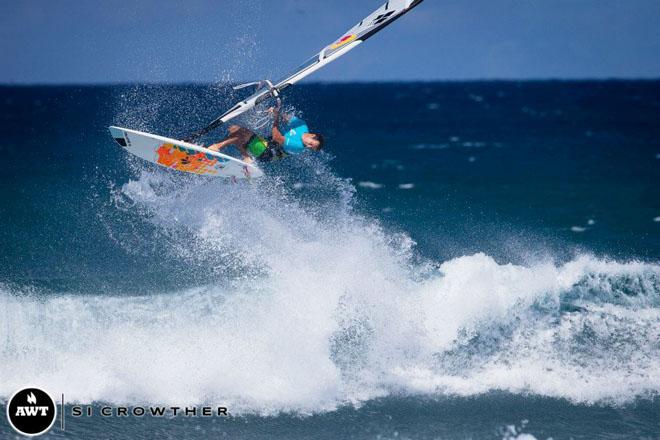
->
(372, 10), (395, 25)
(6, 388), (57, 436)
(330, 34), (357, 49)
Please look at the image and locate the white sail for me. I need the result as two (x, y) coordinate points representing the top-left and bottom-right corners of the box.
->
(188, 0), (423, 140)
(275, 0), (423, 90)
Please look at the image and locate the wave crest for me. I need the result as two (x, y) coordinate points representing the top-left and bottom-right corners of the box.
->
(1, 169), (658, 413)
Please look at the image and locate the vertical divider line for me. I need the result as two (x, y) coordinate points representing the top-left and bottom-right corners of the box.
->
(61, 393), (65, 431)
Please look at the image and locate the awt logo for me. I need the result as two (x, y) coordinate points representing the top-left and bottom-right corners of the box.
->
(6, 388), (57, 436)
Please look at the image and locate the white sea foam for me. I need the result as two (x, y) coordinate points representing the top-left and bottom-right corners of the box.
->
(358, 181), (384, 189)
(500, 421), (538, 440)
(1, 170), (659, 414)
(411, 143), (449, 150)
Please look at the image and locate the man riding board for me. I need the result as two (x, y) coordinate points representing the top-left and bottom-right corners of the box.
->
(207, 106), (324, 163)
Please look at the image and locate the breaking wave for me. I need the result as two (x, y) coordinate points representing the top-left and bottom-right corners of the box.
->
(1, 163), (658, 415)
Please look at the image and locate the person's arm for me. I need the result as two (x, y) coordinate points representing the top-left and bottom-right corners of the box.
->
(271, 107), (286, 145)
(279, 112), (292, 123)
(268, 106), (292, 123)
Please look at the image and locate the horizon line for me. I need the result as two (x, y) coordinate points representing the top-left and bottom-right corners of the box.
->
(1, 77), (660, 87)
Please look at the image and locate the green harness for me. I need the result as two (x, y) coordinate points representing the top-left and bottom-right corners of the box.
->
(247, 135), (268, 157)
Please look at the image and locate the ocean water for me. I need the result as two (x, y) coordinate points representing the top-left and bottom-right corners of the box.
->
(0, 82), (659, 439)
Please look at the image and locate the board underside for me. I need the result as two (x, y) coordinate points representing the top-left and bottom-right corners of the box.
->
(109, 126), (263, 179)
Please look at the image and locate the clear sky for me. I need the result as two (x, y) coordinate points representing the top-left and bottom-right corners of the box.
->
(2, 0), (660, 84)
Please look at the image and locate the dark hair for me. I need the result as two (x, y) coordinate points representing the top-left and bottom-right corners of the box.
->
(310, 133), (325, 150)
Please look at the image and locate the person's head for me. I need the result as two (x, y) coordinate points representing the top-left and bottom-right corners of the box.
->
(302, 133), (324, 151)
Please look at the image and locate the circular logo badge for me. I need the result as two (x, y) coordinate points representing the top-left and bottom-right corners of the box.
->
(6, 388), (57, 437)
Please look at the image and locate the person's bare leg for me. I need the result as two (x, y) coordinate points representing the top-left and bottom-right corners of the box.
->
(207, 125), (252, 152)
(207, 128), (237, 151)
(207, 136), (237, 151)
(236, 144), (254, 164)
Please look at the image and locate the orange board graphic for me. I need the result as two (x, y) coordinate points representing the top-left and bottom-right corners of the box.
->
(156, 143), (221, 175)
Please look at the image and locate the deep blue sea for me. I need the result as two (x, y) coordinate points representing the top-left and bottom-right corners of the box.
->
(1, 82), (659, 439)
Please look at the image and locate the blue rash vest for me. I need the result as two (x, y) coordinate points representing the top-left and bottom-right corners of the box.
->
(282, 116), (309, 154)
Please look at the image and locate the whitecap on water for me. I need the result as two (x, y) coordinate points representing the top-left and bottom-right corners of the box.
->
(358, 181), (384, 189)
